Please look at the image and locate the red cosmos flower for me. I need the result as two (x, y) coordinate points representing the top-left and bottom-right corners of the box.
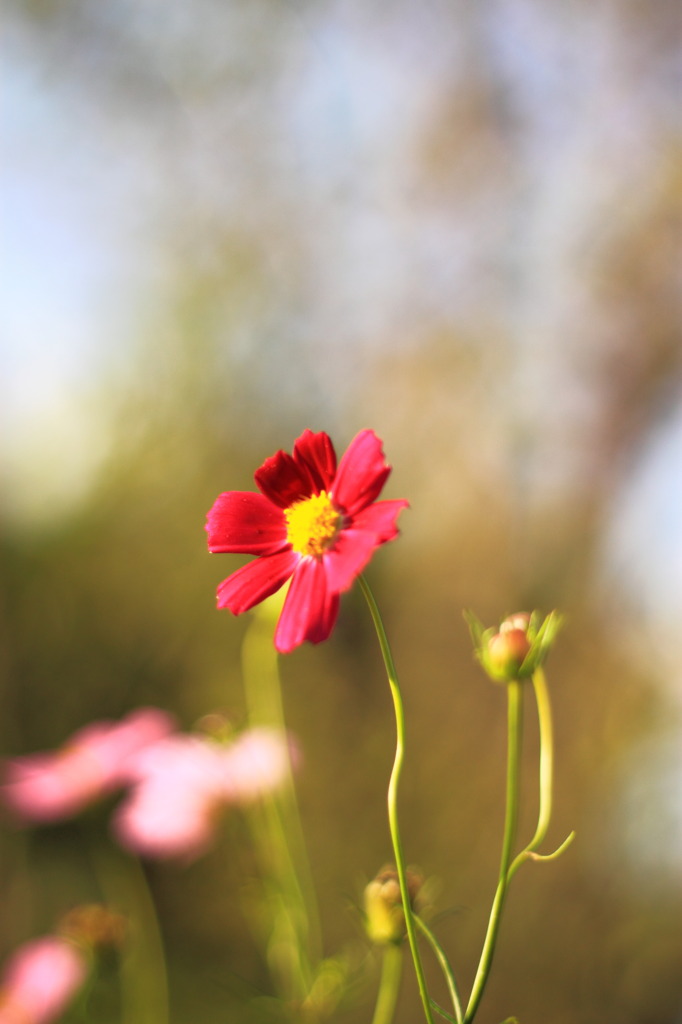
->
(206, 429), (408, 653)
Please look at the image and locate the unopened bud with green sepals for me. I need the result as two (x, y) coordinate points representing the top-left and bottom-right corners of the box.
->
(464, 609), (563, 683)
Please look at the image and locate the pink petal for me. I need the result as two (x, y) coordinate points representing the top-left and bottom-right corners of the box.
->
(1, 937), (87, 1024)
(292, 430), (337, 493)
(221, 728), (291, 802)
(331, 430), (391, 516)
(216, 550), (298, 614)
(274, 558), (339, 653)
(121, 734), (225, 789)
(206, 492), (287, 554)
(85, 708), (177, 783)
(3, 748), (107, 823)
(112, 736), (227, 860)
(114, 787), (215, 860)
(1, 712), (176, 825)
(254, 450), (312, 507)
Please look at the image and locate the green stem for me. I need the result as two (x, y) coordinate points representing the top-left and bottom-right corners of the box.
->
(463, 681), (523, 1024)
(88, 842), (169, 1024)
(371, 944), (404, 1024)
(516, 668), (551, 857)
(414, 916), (463, 1024)
(358, 574), (435, 1024)
(241, 608), (322, 999)
(508, 667), (564, 882)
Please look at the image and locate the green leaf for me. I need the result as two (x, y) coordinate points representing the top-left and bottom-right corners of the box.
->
(430, 1000), (459, 1023)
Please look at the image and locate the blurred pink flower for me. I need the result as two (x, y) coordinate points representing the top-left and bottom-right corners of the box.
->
(2, 708), (175, 823)
(0, 936), (87, 1024)
(113, 734), (228, 860)
(113, 728), (292, 860)
(221, 727), (295, 803)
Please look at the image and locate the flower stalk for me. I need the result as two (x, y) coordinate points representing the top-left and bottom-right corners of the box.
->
(241, 601), (322, 1004)
(358, 574), (435, 1024)
(461, 612), (573, 1023)
(88, 841), (169, 1024)
(463, 680), (523, 1024)
(371, 944), (404, 1024)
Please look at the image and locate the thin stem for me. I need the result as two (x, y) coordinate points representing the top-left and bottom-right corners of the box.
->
(358, 574), (435, 1024)
(414, 916), (463, 1024)
(463, 681), (523, 1024)
(371, 944), (404, 1024)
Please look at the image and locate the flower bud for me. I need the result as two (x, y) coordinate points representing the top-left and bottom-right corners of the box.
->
(58, 904), (127, 952)
(500, 612), (531, 634)
(363, 865), (422, 945)
(464, 609), (563, 684)
(487, 628), (532, 680)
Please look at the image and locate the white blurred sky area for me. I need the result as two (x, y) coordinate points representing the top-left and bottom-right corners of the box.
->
(1, 0), (681, 647)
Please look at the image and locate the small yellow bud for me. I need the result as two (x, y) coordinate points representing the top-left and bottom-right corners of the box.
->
(364, 865), (422, 945)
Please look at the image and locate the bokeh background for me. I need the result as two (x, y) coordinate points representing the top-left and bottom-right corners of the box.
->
(2, 0), (682, 1021)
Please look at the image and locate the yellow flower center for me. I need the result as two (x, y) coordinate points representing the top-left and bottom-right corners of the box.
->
(284, 491), (341, 557)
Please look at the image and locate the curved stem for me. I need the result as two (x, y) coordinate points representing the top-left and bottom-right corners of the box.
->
(463, 681), (523, 1024)
(358, 575), (435, 1024)
(529, 668), (552, 849)
(371, 944), (403, 1024)
(414, 916), (463, 1024)
(508, 668), (566, 883)
(516, 668), (551, 859)
(525, 831), (575, 865)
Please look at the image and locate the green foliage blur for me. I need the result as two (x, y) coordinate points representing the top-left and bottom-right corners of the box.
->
(2, 0), (682, 1020)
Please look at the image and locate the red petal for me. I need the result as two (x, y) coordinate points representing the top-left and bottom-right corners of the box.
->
(255, 450), (312, 507)
(293, 430), (337, 493)
(274, 558), (339, 652)
(216, 550), (298, 614)
(331, 430), (391, 516)
(322, 500), (408, 593)
(206, 492), (287, 554)
(322, 529), (380, 593)
(349, 499), (409, 543)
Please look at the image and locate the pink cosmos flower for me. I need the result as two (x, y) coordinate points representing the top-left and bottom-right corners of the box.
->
(0, 936), (87, 1024)
(206, 429), (408, 652)
(2, 708), (175, 824)
(113, 728), (291, 860)
(113, 733), (228, 860)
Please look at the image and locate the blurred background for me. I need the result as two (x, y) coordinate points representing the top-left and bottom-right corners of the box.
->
(1, 0), (681, 1021)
